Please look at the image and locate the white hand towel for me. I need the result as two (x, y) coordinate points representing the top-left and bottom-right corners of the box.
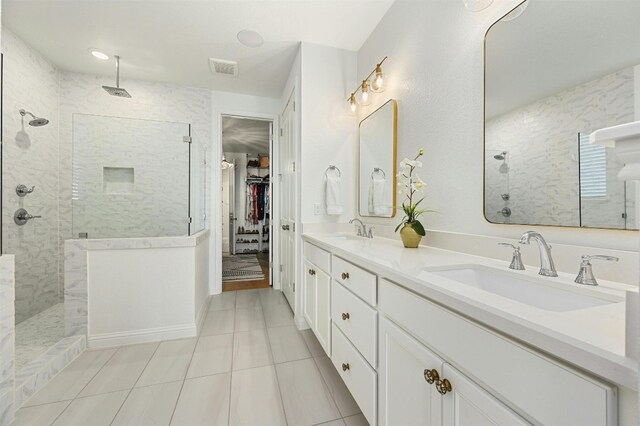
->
(368, 175), (387, 215)
(326, 175), (343, 215)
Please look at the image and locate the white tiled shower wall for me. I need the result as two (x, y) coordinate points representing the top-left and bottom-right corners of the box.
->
(485, 67), (636, 228)
(2, 26), (212, 323)
(2, 29), (61, 323)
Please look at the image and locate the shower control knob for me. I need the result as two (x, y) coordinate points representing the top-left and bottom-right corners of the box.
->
(14, 208), (42, 226)
(16, 184), (35, 197)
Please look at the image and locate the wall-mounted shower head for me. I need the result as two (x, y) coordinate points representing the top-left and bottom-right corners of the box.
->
(102, 55), (131, 98)
(493, 151), (507, 161)
(19, 109), (49, 127)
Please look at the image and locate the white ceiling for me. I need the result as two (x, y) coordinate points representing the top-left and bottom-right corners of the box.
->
(486, 0), (640, 119)
(222, 116), (271, 154)
(2, 0), (393, 99)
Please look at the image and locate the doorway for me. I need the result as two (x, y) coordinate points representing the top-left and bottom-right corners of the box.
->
(220, 115), (274, 292)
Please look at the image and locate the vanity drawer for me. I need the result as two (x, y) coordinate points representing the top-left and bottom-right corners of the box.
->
(379, 279), (616, 426)
(332, 280), (377, 366)
(331, 323), (377, 426)
(332, 256), (377, 306)
(304, 242), (331, 272)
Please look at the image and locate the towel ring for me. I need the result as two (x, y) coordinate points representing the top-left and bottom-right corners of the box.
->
(325, 165), (341, 178)
(371, 168), (386, 179)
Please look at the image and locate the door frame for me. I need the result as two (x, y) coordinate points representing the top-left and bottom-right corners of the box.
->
(213, 111), (279, 295)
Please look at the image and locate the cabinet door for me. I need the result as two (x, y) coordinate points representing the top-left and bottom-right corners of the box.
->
(303, 260), (316, 329)
(441, 363), (530, 426)
(314, 268), (331, 355)
(379, 318), (443, 426)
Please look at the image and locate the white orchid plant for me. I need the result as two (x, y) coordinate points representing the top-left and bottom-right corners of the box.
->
(395, 148), (432, 236)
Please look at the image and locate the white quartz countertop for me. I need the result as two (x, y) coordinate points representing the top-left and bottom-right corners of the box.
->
(302, 232), (638, 390)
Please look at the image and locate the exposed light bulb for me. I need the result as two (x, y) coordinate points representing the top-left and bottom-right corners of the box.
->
(349, 93), (357, 113)
(357, 80), (371, 106)
(370, 64), (386, 93)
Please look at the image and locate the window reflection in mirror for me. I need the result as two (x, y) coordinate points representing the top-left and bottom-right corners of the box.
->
(484, 0), (639, 230)
(358, 99), (397, 218)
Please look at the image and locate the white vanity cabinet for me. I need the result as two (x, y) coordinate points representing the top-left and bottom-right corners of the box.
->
(379, 317), (529, 426)
(302, 242), (332, 355)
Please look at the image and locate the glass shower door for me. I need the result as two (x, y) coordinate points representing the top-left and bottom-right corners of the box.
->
(72, 114), (191, 239)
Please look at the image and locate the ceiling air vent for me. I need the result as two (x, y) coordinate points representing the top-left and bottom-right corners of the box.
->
(209, 58), (238, 77)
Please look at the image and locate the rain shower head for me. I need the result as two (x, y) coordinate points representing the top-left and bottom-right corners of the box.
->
(19, 109), (49, 127)
(494, 151), (507, 160)
(102, 55), (131, 98)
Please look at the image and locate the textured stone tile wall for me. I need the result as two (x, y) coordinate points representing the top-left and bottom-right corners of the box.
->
(1, 28), (61, 323)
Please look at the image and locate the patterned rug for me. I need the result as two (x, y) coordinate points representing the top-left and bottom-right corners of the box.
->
(222, 254), (265, 282)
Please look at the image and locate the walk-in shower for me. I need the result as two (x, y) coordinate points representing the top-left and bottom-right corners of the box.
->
(19, 109), (49, 127)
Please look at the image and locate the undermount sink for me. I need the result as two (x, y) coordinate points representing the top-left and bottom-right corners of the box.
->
(319, 234), (363, 241)
(423, 264), (623, 312)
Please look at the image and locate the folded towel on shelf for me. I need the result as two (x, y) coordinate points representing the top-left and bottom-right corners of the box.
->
(368, 174), (388, 215)
(325, 175), (343, 215)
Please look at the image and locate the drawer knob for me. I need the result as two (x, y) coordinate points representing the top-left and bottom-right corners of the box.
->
(341, 312), (350, 320)
(308, 269), (313, 275)
(342, 362), (350, 372)
(436, 378), (453, 395)
(341, 272), (350, 280)
(423, 368), (439, 384)
(311, 269), (316, 276)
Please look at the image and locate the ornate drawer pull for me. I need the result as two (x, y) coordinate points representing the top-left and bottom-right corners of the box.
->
(342, 363), (350, 372)
(342, 312), (350, 320)
(341, 272), (350, 280)
(423, 368), (439, 384)
(436, 378), (452, 395)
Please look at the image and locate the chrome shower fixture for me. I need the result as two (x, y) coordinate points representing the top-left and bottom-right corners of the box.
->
(493, 151), (507, 160)
(19, 109), (49, 127)
(102, 55), (131, 98)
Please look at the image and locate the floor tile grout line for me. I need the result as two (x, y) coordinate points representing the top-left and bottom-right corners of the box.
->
(168, 332), (200, 426)
(261, 300), (290, 426)
(226, 312), (236, 425)
(107, 342), (161, 426)
(46, 347), (121, 425)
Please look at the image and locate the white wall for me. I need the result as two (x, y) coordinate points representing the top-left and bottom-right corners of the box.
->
(2, 28), (61, 323)
(355, 0), (638, 257)
(300, 42), (359, 223)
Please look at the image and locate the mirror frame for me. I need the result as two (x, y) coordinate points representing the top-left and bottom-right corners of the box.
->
(482, 1), (635, 232)
(358, 99), (398, 218)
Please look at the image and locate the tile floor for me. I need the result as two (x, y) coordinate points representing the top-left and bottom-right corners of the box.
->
(11, 288), (369, 426)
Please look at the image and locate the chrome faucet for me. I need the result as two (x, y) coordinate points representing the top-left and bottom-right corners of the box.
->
(349, 218), (368, 238)
(518, 231), (558, 277)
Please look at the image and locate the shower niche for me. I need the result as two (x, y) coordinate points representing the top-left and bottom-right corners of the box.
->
(103, 167), (135, 194)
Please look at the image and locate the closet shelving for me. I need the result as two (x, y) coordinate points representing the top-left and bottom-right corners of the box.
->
(233, 155), (270, 254)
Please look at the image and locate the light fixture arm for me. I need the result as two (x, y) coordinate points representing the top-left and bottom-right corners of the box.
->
(347, 56), (388, 101)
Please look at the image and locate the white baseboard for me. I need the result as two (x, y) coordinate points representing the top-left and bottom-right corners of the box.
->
(195, 295), (211, 334)
(88, 323), (197, 348)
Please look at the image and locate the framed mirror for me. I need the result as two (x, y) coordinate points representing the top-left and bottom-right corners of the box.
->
(484, 0), (639, 230)
(358, 99), (397, 217)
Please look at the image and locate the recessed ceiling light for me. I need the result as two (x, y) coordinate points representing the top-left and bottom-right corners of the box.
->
(501, 1), (529, 21)
(88, 49), (109, 60)
(237, 30), (264, 48)
(462, 0), (493, 12)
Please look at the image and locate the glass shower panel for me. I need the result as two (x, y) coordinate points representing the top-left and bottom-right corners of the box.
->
(72, 114), (190, 238)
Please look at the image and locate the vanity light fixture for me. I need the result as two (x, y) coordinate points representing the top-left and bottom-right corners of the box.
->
(88, 48), (109, 60)
(347, 56), (388, 112)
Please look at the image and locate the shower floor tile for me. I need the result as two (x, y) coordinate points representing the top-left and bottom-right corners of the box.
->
(15, 303), (65, 371)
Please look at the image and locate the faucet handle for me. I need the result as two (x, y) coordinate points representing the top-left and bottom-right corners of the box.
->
(581, 254), (619, 264)
(498, 243), (525, 270)
(575, 255), (619, 286)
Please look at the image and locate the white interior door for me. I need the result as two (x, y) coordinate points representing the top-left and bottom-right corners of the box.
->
(280, 96), (295, 308)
